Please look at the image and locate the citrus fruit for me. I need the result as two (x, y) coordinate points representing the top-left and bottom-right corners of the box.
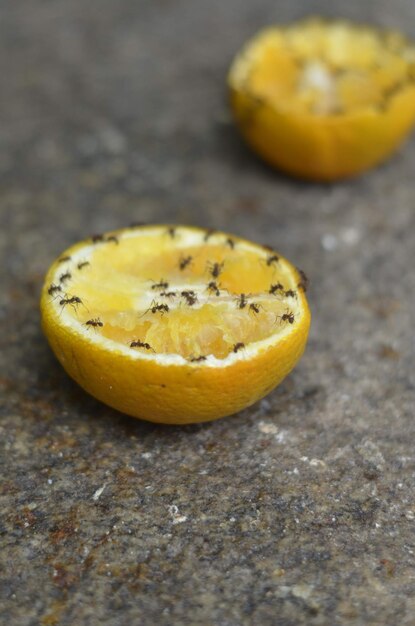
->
(228, 18), (415, 181)
(40, 225), (310, 424)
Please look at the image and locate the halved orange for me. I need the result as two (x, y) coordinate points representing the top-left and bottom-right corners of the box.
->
(228, 18), (415, 181)
(40, 225), (310, 424)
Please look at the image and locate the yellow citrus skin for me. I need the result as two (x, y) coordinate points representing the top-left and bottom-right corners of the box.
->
(228, 19), (415, 181)
(40, 225), (310, 425)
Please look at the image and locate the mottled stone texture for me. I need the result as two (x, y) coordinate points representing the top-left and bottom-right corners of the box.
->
(1, 1), (415, 625)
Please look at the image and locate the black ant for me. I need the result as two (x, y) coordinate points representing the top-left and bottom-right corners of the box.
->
(160, 291), (177, 300)
(235, 293), (248, 309)
(130, 339), (154, 351)
(189, 355), (207, 362)
(145, 302), (169, 316)
(204, 229), (216, 242)
(284, 290), (297, 298)
(106, 235), (119, 244)
(151, 279), (169, 291)
(206, 281), (220, 296)
(249, 302), (261, 315)
(269, 283), (284, 294)
(48, 283), (62, 296)
(226, 238), (235, 250)
(166, 227), (176, 238)
(179, 255), (193, 270)
(85, 318), (103, 328)
(181, 290), (198, 306)
(279, 311), (295, 324)
(266, 254), (279, 266)
(59, 272), (72, 284)
(59, 295), (83, 310)
(207, 261), (224, 279)
(91, 234), (104, 243)
(77, 261), (90, 270)
(233, 342), (245, 353)
(297, 268), (309, 292)
(58, 256), (71, 263)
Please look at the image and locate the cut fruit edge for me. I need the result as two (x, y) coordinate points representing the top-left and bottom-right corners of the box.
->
(229, 18), (415, 119)
(41, 225), (310, 368)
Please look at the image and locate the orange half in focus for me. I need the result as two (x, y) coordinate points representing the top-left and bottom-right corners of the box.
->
(40, 225), (311, 424)
(228, 18), (415, 180)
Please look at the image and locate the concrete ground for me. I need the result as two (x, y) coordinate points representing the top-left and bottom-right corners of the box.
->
(1, 1), (415, 624)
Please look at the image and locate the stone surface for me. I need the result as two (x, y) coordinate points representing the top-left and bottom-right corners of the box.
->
(1, 1), (415, 625)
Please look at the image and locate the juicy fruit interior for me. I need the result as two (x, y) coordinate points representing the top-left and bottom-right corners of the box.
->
(237, 19), (415, 115)
(51, 229), (304, 361)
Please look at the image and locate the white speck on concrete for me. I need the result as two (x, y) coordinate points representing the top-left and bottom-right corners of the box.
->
(92, 484), (106, 501)
(142, 452), (152, 460)
(340, 226), (361, 246)
(168, 504), (188, 525)
(275, 430), (289, 444)
(292, 584), (313, 600)
(321, 233), (338, 251)
(302, 457), (327, 468)
(258, 421), (278, 435)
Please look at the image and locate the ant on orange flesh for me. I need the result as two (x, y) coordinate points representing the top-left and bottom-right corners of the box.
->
(40, 225), (311, 424)
(228, 18), (415, 181)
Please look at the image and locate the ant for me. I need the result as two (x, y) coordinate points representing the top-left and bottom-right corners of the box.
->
(59, 295), (83, 310)
(130, 339), (154, 351)
(77, 261), (90, 270)
(151, 279), (169, 291)
(207, 261), (224, 279)
(145, 302), (169, 316)
(106, 235), (119, 244)
(284, 290), (297, 298)
(48, 283), (62, 296)
(249, 302), (261, 315)
(160, 291), (177, 300)
(226, 238), (235, 250)
(233, 342), (245, 353)
(297, 268), (309, 292)
(279, 311), (295, 324)
(235, 293), (248, 309)
(85, 318), (103, 328)
(58, 256), (71, 263)
(189, 355), (207, 362)
(266, 254), (279, 267)
(179, 255), (193, 270)
(204, 229), (216, 242)
(166, 227), (176, 238)
(59, 272), (72, 284)
(206, 281), (220, 296)
(181, 290), (198, 306)
(91, 234), (104, 243)
(269, 283), (284, 295)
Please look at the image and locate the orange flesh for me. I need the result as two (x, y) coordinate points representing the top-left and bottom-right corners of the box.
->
(241, 19), (415, 115)
(57, 230), (303, 360)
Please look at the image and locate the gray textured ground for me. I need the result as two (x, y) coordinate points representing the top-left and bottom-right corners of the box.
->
(1, 1), (415, 625)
